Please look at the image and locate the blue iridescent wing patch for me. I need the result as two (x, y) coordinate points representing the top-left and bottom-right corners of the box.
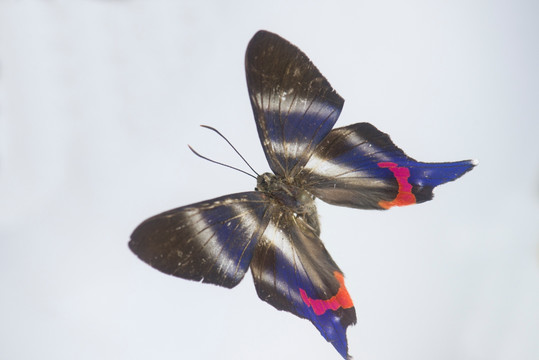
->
(129, 30), (476, 360)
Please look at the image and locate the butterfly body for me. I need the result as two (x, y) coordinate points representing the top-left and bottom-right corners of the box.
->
(130, 30), (476, 359)
(256, 172), (319, 232)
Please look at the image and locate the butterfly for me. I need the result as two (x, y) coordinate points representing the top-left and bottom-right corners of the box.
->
(129, 30), (476, 359)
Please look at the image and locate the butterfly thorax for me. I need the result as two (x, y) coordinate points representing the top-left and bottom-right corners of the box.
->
(255, 172), (320, 234)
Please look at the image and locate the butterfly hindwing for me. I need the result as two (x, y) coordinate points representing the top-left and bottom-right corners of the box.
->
(250, 204), (356, 359)
(300, 122), (476, 209)
(129, 192), (270, 288)
(245, 30), (344, 178)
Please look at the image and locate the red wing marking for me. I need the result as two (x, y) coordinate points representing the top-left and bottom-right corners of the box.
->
(299, 271), (354, 316)
(377, 162), (416, 209)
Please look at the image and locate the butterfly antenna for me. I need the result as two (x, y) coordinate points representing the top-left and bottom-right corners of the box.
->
(188, 145), (257, 180)
(199, 125), (260, 176)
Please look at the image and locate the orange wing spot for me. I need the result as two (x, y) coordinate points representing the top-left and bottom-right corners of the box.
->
(377, 162), (416, 209)
(299, 271), (354, 316)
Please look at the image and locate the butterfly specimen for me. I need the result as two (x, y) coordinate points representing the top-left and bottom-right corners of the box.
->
(129, 30), (476, 359)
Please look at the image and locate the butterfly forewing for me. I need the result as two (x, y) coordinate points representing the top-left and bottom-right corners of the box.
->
(129, 192), (270, 288)
(245, 30), (344, 178)
(250, 204), (356, 359)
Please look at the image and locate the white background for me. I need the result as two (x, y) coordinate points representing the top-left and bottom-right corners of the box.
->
(1, 1), (538, 360)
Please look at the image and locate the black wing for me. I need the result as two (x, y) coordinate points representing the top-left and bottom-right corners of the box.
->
(245, 30), (344, 178)
(250, 203), (356, 359)
(129, 192), (270, 288)
(299, 122), (476, 209)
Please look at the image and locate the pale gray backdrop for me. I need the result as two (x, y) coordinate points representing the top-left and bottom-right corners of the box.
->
(1, 1), (538, 360)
